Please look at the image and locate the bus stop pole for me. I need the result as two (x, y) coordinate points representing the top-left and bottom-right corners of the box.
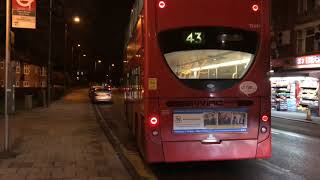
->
(47, 0), (53, 106)
(4, 0), (11, 152)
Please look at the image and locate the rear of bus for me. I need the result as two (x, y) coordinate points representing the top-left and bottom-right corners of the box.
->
(143, 0), (271, 163)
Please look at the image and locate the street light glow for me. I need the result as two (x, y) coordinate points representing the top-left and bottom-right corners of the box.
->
(98, 60), (102, 63)
(112, 64), (115, 67)
(83, 54), (87, 57)
(77, 44), (81, 47)
(73, 16), (81, 23)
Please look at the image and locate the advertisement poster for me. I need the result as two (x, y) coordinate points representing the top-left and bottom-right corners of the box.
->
(173, 109), (248, 134)
(12, 0), (36, 29)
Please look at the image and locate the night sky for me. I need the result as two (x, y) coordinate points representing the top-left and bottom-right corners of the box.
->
(64, 0), (133, 83)
(0, 0), (134, 84)
(65, 0), (133, 61)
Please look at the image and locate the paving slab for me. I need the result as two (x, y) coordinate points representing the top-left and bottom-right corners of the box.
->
(0, 89), (131, 180)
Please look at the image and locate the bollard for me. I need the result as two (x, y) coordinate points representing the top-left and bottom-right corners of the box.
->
(25, 94), (33, 110)
(306, 108), (312, 121)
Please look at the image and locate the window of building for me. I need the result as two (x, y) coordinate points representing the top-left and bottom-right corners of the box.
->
(23, 81), (30, 87)
(15, 81), (20, 87)
(0, 80), (4, 88)
(41, 81), (47, 88)
(298, 0), (305, 14)
(317, 0), (320, 8)
(307, 0), (316, 11)
(0, 62), (4, 69)
(296, 26), (320, 54)
(16, 61), (21, 73)
(41, 67), (47, 77)
(298, 0), (319, 14)
(34, 67), (38, 74)
(296, 30), (305, 54)
(23, 64), (30, 75)
(306, 28), (315, 53)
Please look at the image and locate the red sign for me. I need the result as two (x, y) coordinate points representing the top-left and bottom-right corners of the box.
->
(296, 54), (320, 68)
(12, 0), (36, 29)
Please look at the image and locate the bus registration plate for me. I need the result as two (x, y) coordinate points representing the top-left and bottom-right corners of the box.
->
(173, 109), (248, 134)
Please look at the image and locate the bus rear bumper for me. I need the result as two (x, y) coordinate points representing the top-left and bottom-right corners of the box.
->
(162, 140), (258, 163)
(256, 136), (272, 159)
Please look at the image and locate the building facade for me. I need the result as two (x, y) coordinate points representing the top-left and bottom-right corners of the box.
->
(0, 60), (47, 88)
(271, 0), (320, 115)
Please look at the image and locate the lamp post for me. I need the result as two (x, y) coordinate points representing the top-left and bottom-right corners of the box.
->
(4, 0), (11, 152)
(94, 60), (102, 81)
(64, 16), (81, 92)
(47, 0), (53, 107)
(95, 60), (102, 73)
(108, 64), (115, 84)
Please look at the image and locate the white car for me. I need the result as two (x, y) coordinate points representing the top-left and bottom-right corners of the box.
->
(91, 88), (112, 103)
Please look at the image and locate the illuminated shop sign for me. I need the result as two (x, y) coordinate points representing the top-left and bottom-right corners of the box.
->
(296, 54), (320, 68)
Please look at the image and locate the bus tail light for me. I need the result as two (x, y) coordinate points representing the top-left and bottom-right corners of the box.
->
(150, 116), (159, 126)
(252, 4), (259, 12)
(259, 98), (271, 143)
(159, 1), (166, 9)
(262, 115), (269, 122)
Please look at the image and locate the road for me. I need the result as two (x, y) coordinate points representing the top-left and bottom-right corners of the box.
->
(97, 92), (320, 180)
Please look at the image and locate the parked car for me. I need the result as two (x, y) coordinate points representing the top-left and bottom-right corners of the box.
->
(89, 85), (102, 97)
(90, 88), (112, 103)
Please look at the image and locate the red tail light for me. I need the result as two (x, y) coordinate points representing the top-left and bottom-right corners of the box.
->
(150, 117), (159, 126)
(252, 4), (259, 12)
(262, 115), (269, 122)
(159, 1), (166, 9)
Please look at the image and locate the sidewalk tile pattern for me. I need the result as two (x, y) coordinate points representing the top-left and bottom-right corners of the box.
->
(0, 89), (131, 180)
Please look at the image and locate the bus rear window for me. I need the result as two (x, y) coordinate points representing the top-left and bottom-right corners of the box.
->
(158, 27), (258, 80)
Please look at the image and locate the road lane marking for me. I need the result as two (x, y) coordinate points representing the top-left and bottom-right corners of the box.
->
(256, 160), (305, 179)
(271, 128), (320, 143)
(271, 129), (305, 138)
(256, 159), (291, 174)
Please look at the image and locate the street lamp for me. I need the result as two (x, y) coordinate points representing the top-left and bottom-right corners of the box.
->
(83, 54), (87, 57)
(73, 16), (81, 23)
(94, 60), (102, 76)
(77, 44), (81, 47)
(93, 60), (102, 82)
(64, 16), (81, 92)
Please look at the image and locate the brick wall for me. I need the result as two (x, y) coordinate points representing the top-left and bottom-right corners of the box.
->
(0, 60), (47, 88)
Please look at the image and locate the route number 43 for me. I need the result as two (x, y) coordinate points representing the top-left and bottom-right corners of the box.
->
(185, 32), (204, 44)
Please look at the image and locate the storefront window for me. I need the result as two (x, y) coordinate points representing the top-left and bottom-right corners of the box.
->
(270, 77), (319, 113)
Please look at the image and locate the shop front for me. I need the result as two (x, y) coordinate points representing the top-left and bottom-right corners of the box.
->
(271, 54), (320, 117)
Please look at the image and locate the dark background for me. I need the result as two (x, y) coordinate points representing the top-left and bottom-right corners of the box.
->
(0, 0), (134, 85)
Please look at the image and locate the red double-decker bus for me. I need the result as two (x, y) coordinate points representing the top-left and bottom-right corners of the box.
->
(124, 0), (271, 163)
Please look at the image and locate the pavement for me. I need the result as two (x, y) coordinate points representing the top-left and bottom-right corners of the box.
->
(0, 89), (131, 180)
(271, 110), (320, 125)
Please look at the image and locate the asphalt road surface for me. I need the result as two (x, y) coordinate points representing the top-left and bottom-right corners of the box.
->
(97, 92), (320, 180)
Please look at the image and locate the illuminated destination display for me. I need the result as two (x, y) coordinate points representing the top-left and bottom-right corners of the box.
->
(296, 54), (320, 68)
(184, 32), (205, 45)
